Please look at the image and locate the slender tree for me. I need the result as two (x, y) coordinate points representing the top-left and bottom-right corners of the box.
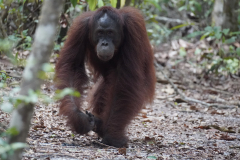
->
(212, 0), (239, 31)
(7, 1), (64, 160)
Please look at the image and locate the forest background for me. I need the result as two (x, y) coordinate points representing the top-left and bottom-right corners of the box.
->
(0, 0), (240, 159)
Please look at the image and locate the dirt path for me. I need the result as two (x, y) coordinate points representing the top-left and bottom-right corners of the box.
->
(1, 39), (240, 159)
(11, 82), (239, 159)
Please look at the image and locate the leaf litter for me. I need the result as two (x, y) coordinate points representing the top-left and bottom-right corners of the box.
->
(0, 39), (240, 159)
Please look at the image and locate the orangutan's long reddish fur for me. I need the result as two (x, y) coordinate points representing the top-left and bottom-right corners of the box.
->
(55, 6), (155, 146)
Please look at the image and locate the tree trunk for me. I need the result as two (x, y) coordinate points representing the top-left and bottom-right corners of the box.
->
(125, 0), (131, 6)
(7, 0), (64, 160)
(212, 0), (239, 31)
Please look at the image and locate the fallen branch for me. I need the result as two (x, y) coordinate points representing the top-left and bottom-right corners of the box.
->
(208, 95), (240, 106)
(155, 62), (237, 109)
(201, 86), (240, 97)
(92, 140), (117, 149)
(145, 16), (185, 24)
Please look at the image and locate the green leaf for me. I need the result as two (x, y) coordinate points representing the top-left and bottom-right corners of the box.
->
(222, 29), (230, 35)
(40, 94), (53, 104)
(178, 6), (186, 11)
(15, 90), (39, 104)
(171, 23), (193, 30)
(194, 2), (201, 12)
(213, 26), (221, 33)
(224, 37), (236, 44)
(230, 31), (240, 36)
(200, 32), (211, 40)
(194, 48), (201, 55)
(10, 142), (28, 151)
(145, 0), (161, 11)
(28, 90), (38, 103)
(179, 47), (186, 57)
(147, 156), (157, 159)
(1, 72), (7, 80)
(120, 0), (125, 7)
(1, 102), (13, 113)
(204, 26), (213, 32)
(42, 63), (54, 72)
(70, 0), (78, 7)
(22, 30), (28, 37)
(26, 36), (32, 42)
(236, 48), (240, 56)
(187, 31), (203, 38)
(6, 127), (19, 136)
(215, 32), (222, 40)
(0, 83), (7, 88)
(222, 36), (225, 43)
(102, 0), (111, 5)
(0, 138), (5, 145)
(55, 88), (80, 100)
(0, 142), (28, 156)
(111, 0), (117, 8)
(88, 0), (97, 10)
(98, 0), (104, 7)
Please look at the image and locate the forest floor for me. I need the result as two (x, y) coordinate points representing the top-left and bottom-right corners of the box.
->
(0, 39), (240, 160)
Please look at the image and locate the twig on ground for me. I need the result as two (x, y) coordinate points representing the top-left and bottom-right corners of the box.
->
(155, 62), (237, 109)
(23, 154), (78, 159)
(201, 86), (240, 97)
(92, 140), (117, 149)
(145, 16), (185, 24)
(208, 95), (240, 106)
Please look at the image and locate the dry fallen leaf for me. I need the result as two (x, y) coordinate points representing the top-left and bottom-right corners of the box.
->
(162, 85), (174, 95)
(118, 148), (126, 155)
